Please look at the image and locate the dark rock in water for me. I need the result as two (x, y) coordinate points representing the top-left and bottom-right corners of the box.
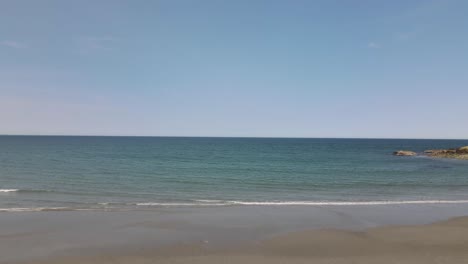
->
(447, 149), (457, 154)
(424, 146), (468, 160)
(393, 150), (417, 156)
(457, 146), (468, 154)
(394, 146), (468, 159)
(426, 149), (445, 154)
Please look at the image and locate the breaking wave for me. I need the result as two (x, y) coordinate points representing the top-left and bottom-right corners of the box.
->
(136, 199), (468, 207)
(3, 199), (468, 212)
(0, 189), (19, 193)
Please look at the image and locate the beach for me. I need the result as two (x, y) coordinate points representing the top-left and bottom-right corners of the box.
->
(3, 204), (468, 264)
(30, 217), (468, 264)
(3, 0), (468, 262)
(1, 137), (468, 263)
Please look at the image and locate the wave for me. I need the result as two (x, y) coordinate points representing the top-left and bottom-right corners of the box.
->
(0, 207), (120, 212)
(0, 189), (19, 193)
(193, 199), (224, 203)
(0, 207), (73, 212)
(136, 199), (468, 207)
(0, 189), (60, 194)
(3, 199), (468, 212)
(224, 200), (468, 205)
(136, 202), (227, 206)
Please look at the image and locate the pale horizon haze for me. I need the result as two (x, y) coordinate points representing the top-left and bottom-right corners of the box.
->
(1, 0), (467, 139)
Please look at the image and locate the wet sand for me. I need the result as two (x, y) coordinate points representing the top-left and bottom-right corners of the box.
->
(14, 216), (468, 264)
(3, 204), (468, 264)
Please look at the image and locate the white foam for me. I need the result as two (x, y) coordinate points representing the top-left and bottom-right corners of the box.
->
(137, 200), (468, 207)
(194, 199), (224, 203)
(225, 200), (468, 206)
(136, 202), (227, 206)
(0, 207), (69, 212)
(0, 189), (19, 193)
(3, 200), (468, 212)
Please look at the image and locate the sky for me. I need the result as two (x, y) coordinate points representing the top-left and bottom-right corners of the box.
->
(1, 0), (467, 138)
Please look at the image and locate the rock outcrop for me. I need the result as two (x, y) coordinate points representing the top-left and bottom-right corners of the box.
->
(424, 149), (457, 155)
(396, 146), (468, 160)
(457, 146), (468, 154)
(393, 150), (417, 156)
(426, 146), (468, 160)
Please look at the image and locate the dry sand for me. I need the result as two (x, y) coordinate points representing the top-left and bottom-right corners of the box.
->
(17, 216), (468, 264)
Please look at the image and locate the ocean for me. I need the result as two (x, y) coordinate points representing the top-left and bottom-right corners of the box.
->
(1, 136), (468, 212)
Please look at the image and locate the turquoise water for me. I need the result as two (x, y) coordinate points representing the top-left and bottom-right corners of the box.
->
(1, 136), (468, 211)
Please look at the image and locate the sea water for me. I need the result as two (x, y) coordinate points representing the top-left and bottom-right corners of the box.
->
(1, 136), (468, 211)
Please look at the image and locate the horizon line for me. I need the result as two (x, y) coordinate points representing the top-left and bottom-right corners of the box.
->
(0, 134), (467, 141)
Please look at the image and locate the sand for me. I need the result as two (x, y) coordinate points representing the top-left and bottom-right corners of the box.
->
(14, 216), (468, 264)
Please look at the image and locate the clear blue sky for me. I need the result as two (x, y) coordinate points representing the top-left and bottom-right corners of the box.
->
(1, 0), (467, 138)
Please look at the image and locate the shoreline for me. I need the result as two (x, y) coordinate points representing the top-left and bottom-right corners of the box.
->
(3, 198), (468, 212)
(14, 215), (468, 264)
(3, 204), (468, 263)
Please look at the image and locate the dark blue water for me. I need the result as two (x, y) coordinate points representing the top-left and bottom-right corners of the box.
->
(1, 136), (468, 211)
